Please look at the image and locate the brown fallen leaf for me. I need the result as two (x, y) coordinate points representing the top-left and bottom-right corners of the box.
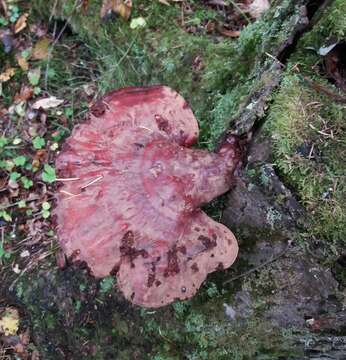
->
(158, 0), (170, 5)
(101, 0), (132, 20)
(32, 37), (50, 60)
(32, 96), (64, 110)
(14, 85), (33, 103)
(218, 28), (240, 38)
(82, 0), (89, 14)
(16, 54), (29, 71)
(14, 12), (29, 34)
(0, 67), (16, 82)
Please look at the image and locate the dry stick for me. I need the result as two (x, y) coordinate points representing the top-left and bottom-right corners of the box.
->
(0, 226), (4, 267)
(223, 241), (292, 285)
(0, 0), (7, 15)
(297, 74), (346, 104)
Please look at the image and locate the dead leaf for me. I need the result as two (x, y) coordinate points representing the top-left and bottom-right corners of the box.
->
(249, 0), (270, 18)
(218, 28), (240, 38)
(208, 0), (227, 5)
(101, 0), (132, 20)
(82, 0), (89, 14)
(0, 307), (19, 336)
(14, 85), (33, 103)
(32, 37), (50, 60)
(0, 67), (16, 82)
(32, 96), (64, 110)
(158, 0), (170, 5)
(14, 13), (29, 34)
(16, 54), (29, 71)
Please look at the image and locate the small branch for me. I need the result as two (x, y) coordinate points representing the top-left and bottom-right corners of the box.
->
(223, 241), (292, 285)
(300, 75), (346, 104)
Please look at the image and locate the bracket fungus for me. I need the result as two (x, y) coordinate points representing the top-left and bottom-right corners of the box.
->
(55, 86), (241, 308)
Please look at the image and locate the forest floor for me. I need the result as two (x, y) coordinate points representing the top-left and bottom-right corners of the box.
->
(0, 0), (345, 359)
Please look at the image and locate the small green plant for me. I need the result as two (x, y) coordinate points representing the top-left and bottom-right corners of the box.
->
(13, 156), (27, 167)
(42, 164), (56, 183)
(28, 68), (41, 86)
(0, 242), (11, 259)
(0, 211), (12, 222)
(41, 202), (51, 219)
(32, 137), (45, 149)
(100, 276), (114, 294)
(21, 176), (33, 189)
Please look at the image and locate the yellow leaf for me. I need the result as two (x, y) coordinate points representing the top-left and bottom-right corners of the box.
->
(0, 307), (19, 336)
(32, 37), (50, 60)
(0, 67), (16, 82)
(101, 0), (132, 20)
(158, 0), (171, 5)
(14, 13), (29, 34)
(17, 55), (29, 71)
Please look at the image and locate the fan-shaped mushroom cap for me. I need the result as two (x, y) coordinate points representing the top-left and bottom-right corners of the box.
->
(55, 86), (240, 308)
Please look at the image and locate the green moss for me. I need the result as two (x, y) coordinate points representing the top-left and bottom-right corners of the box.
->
(141, 305), (300, 359)
(265, 74), (345, 258)
(30, 0), (310, 147)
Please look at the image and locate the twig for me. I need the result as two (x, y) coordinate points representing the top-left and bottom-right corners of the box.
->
(0, 196), (55, 211)
(56, 177), (80, 181)
(0, 0), (7, 16)
(300, 75), (346, 104)
(265, 52), (285, 67)
(80, 175), (103, 189)
(223, 241), (292, 285)
(0, 227), (4, 266)
(226, 0), (251, 24)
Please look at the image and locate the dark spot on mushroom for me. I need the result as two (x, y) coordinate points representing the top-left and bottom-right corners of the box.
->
(120, 230), (134, 249)
(198, 235), (217, 250)
(147, 262), (156, 288)
(164, 245), (180, 277)
(217, 262), (224, 270)
(110, 264), (120, 276)
(90, 100), (106, 117)
(155, 280), (162, 287)
(155, 114), (171, 134)
(181, 286), (186, 293)
(177, 245), (186, 254)
(134, 143), (144, 150)
(211, 254), (215, 258)
(131, 292), (135, 300)
(68, 249), (81, 262)
(147, 273), (155, 288)
(194, 227), (200, 232)
(120, 231), (148, 264)
(212, 234), (217, 240)
(191, 263), (199, 273)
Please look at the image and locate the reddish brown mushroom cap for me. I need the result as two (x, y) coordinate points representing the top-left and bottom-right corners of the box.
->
(55, 86), (240, 308)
